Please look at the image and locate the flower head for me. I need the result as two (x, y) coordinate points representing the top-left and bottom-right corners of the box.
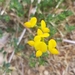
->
(41, 20), (50, 33)
(27, 35), (47, 57)
(48, 39), (59, 54)
(24, 17), (37, 28)
(26, 17), (59, 57)
(37, 29), (49, 37)
(34, 41), (47, 52)
(34, 35), (41, 42)
(27, 41), (35, 46)
(36, 50), (42, 57)
(49, 48), (59, 54)
(34, 41), (47, 57)
(27, 35), (41, 47)
(48, 39), (57, 49)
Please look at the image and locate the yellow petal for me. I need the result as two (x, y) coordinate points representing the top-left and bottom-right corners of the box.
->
(41, 20), (46, 29)
(49, 48), (59, 54)
(30, 17), (37, 27)
(34, 42), (47, 52)
(34, 41), (40, 51)
(43, 28), (50, 33)
(34, 36), (41, 42)
(37, 29), (43, 35)
(48, 39), (57, 50)
(41, 33), (50, 37)
(27, 40), (34, 46)
(24, 22), (31, 28)
(36, 50), (42, 57)
(41, 20), (50, 33)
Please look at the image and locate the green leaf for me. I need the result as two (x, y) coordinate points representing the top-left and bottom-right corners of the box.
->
(0, 29), (3, 38)
(42, 52), (49, 57)
(0, 47), (4, 52)
(29, 61), (36, 67)
(6, 27), (15, 33)
(49, 26), (57, 36)
(40, 0), (58, 7)
(0, 15), (10, 22)
(46, 14), (53, 22)
(29, 53), (36, 67)
(10, 0), (24, 16)
(66, 25), (75, 32)
(3, 62), (10, 69)
(46, 10), (73, 23)
(55, 10), (73, 23)
(3, 51), (7, 57)
(3, 62), (11, 73)
(0, 0), (4, 2)
(38, 57), (47, 65)
(15, 44), (25, 53)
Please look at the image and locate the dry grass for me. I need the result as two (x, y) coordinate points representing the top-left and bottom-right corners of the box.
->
(0, 0), (75, 75)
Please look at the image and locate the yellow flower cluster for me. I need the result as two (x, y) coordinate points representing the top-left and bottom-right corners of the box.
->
(24, 17), (59, 57)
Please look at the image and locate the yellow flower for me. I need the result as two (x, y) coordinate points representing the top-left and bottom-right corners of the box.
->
(37, 29), (49, 37)
(24, 17), (37, 28)
(36, 50), (42, 57)
(30, 17), (37, 27)
(48, 39), (56, 49)
(34, 41), (47, 52)
(48, 39), (59, 54)
(27, 41), (35, 46)
(27, 36), (41, 46)
(41, 20), (50, 33)
(34, 35), (41, 42)
(27, 35), (47, 57)
(49, 48), (59, 54)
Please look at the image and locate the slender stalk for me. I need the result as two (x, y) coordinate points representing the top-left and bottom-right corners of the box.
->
(63, 39), (75, 44)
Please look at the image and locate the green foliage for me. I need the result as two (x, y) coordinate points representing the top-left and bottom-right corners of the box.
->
(3, 51), (7, 57)
(36, 13), (45, 21)
(3, 62), (10, 68)
(0, 15), (10, 22)
(15, 44), (25, 53)
(37, 52), (48, 65)
(49, 26), (57, 37)
(46, 10), (73, 36)
(12, 38), (18, 48)
(11, 38), (25, 53)
(46, 14), (53, 22)
(3, 62), (11, 73)
(23, 0), (31, 4)
(0, 0), (4, 2)
(6, 27), (15, 33)
(0, 0), (5, 5)
(0, 29), (3, 38)
(38, 57), (47, 65)
(29, 52), (48, 67)
(0, 47), (7, 57)
(40, 0), (59, 8)
(29, 61), (36, 67)
(29, 53), (36, 67)
(46, 10), (73, 24)
(66, 25), (75, 32)
(10, 0), (24, 17)
(0, 47), (4, 52)
(55, 10), (73, 22)
(42, 52), (49, 57)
